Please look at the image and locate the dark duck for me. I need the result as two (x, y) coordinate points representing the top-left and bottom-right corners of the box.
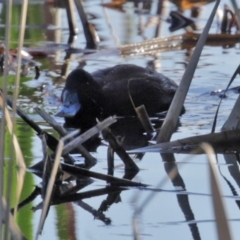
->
(56, 64), (180, 131)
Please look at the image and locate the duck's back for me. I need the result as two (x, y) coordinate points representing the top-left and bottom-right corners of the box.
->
(92, 64), (178, 116)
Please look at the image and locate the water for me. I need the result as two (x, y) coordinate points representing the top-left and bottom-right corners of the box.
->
(1, 0), (240, 239)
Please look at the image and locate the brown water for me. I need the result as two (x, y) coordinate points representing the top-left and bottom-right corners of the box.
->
(1, 0), (240, 239)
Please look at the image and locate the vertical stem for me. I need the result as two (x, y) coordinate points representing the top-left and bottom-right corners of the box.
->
(11, 0), (28, 217)
(65, 0), (77, 45)
(157, 0), (220, 143)
(74, 0), (97, 49)
(1, 0), (12, 239)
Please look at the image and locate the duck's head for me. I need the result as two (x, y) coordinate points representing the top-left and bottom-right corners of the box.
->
(55, 88), (80, 118)
(56, 68), (104, 119)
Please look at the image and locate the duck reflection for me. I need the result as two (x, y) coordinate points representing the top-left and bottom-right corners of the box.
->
(80, 116), (163, 153)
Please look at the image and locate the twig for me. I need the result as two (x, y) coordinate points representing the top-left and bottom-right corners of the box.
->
(61, 163), (146, 187)
(76, 200), (111, 225)
(0, 94), (26, 218)
(74, 0), (97, 49)
(102, 127), (139, 171)
(34, 107), (97, 168)
(4, 95), (74, 163)
(157, 0), (220, 143)
(128, 79), (154, 133)
(201, 143), (232, 240)
(35, 130), (78, 238)
(37, 187), (127, 207)
(0, 0), (12, 236)
(129, 128), (240, 154)
(1, 197), (25, 240)
(62, 117), (116, 155)
(65, 0), (77, 45)
(135, 105), (154, 133)
(221, 65), (240, 130)
(107, 145), (114, 176)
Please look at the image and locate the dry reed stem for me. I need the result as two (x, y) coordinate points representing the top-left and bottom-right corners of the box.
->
(62, 117), (116, 155)
(128, 128), (240, 154)
(35, 129), (79, 239)
(0, 0), (28, 236)
(211, 65), (240, 133)
(5, 1), (28, 224)
(102, 127), (139, 171)
(61, 163), (145, 187)
(200, 143), (232, 240)
(74, 0), (97, 48)
(12, 0), (28, 112)
(34, 107), (97, 168)
(127, 80), (154, 133)
(1, 0), (12, 238)
(157, 0), (220, 143)
(0, 96), (26, 216)
(1, 197), (24, 240)
(221, 65), (240, 130)
(222, 94), (240, 130)
(65, 0), (77, 45)
(135, 105), (154, 133)
(229, 0), (240, 29)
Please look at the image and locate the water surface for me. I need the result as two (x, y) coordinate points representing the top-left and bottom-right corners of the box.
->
(1, 0), (240, 239)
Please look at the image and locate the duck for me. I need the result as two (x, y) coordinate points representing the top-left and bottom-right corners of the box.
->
(56, 64), (181, 131)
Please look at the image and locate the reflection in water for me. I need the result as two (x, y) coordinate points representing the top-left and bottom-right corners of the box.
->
(170, 0), (215, 11)
(110, 117), (160, 150)
(20, 159), (139, 226)
(221, 154), (240, 210)
(102, 0), (152, 14)
(3, 120), (35, 240)
(164, 160), (201, 240)
(55, 203), (77, 240)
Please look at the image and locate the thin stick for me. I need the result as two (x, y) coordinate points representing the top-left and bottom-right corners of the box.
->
(65, 0), (77, 45)
(11, 0), (28, 220)
(135, 105), (154, 133)
(2, 0), (12, 238)
(35, 130), (79, 239)
(62, 117), (116, 155)
(102, 127), (139, 171)
(128, 79), (154, 133)
(74, 0), (97, 49)
(201, 143), (232, 240)
(4, 95), (75, 163)
(35, 107), (97, 168)
(61, 163), (145, 187)
(0, 95), (26, 214)
(1, 197), (24, 240)
(157, 0), (220, 143)
(229, 0), (240, 30)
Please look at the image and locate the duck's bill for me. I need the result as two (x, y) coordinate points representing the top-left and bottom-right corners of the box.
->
(55, 91), (81, 117)
(55, 102), (81, 117)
